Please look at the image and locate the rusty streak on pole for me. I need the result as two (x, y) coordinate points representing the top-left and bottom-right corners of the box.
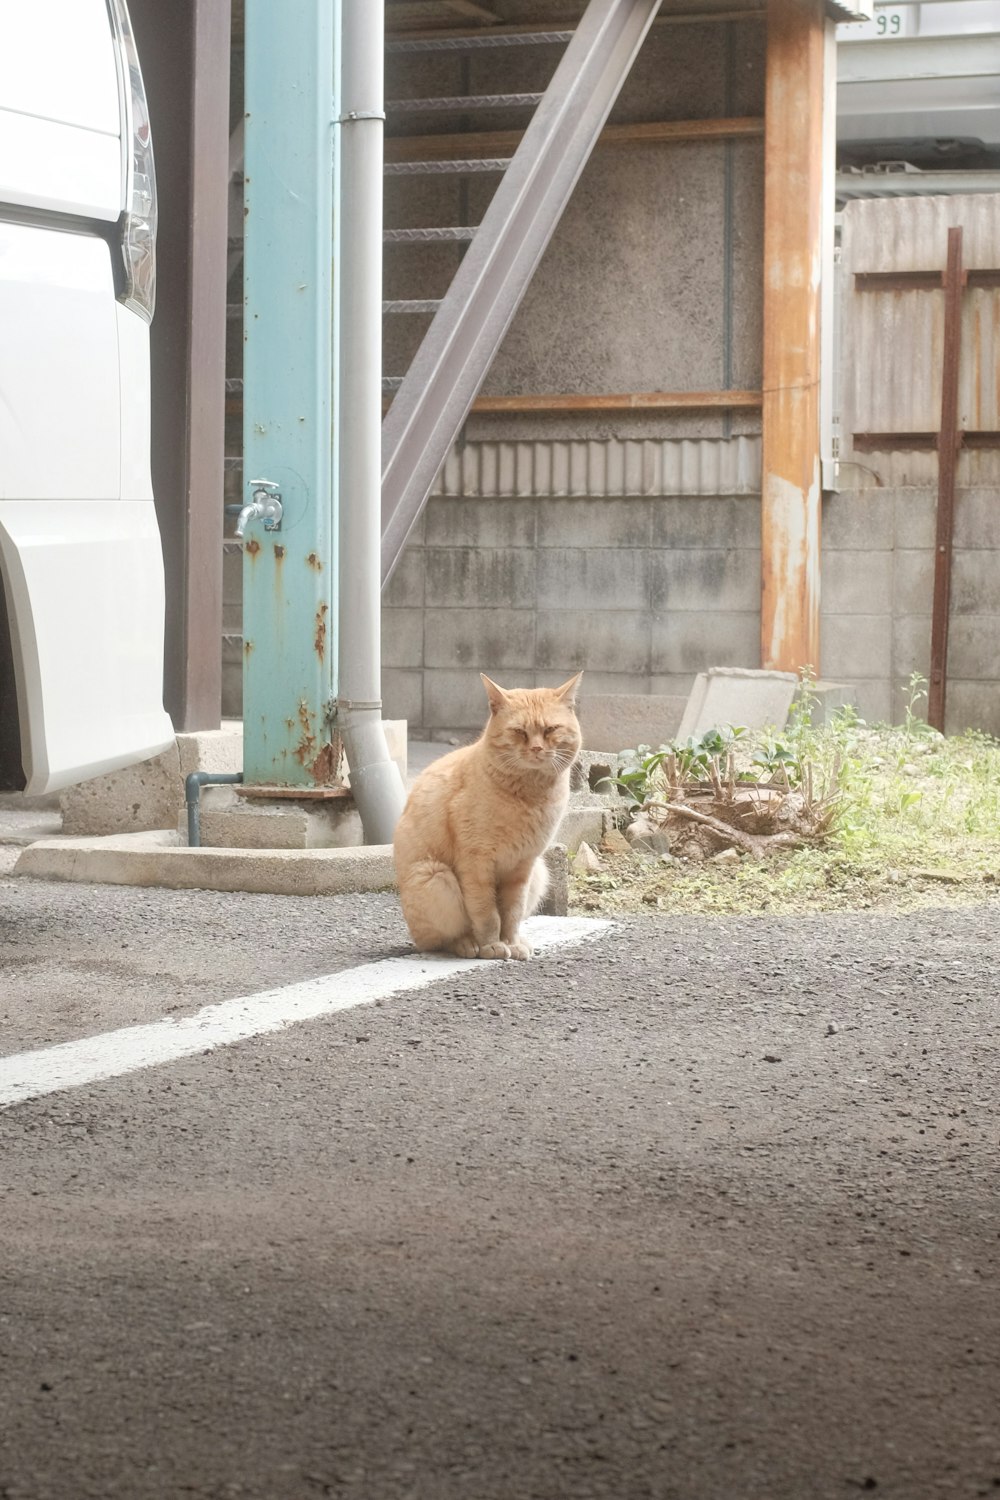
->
(928, 226), (965, 733)
(760, 0), (825, 674)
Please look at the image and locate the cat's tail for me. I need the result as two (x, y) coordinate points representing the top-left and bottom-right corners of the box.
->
(397, 858), (471, 953)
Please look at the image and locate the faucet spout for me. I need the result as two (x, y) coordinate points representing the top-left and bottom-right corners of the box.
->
(234, 499), (264, 539)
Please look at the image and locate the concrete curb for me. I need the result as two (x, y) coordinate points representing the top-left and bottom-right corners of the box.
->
(14, 832), (397, 897)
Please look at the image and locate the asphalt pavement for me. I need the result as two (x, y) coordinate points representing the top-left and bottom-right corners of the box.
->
(2, 867), (1000, 1500)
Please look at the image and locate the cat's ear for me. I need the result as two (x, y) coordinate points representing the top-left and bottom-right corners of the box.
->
(481, 673), (510, 716)
(553, 671), (583, 707)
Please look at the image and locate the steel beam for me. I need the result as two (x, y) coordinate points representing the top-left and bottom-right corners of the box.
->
(241, 0), (339, 786)
(928, 227), (964, 733)
(380, 0), (663, 587)
(760, 0), (827, 675)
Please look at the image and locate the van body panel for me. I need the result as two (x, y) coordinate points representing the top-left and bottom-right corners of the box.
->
(0, 502), (173, 794)
(0, 223), (121, 501)
(116, 303), (153, 500)
(0, 0), (121, 136)
(0, 0), (173, 795)
(0, 112), (122, 221)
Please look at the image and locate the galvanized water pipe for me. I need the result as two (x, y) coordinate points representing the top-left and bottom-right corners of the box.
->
(336, 0), (406, 843)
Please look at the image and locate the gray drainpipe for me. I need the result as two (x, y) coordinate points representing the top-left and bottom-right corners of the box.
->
(335, 0), (406, 845)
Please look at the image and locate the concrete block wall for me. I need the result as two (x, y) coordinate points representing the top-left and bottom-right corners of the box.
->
(382, 493), (761, 739)
(820, 488), (1000, 736)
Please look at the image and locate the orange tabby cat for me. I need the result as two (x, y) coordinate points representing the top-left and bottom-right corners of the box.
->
(394, 672), (583, 960)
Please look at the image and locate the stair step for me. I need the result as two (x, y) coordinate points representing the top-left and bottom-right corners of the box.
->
(384, 157), (512, 176)
(384, 226), (476, 243)
(383, 299), (442, 315)
(386, 92), (543, 114)
(386, 30), (573, 54)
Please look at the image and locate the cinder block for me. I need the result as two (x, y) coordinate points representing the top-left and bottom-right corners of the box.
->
(382, 607), (425, 669)
(578, 694), (686, 752)
(424, 669), (499, 732)
(893, 490), (936, 550)
(952, 551), (1000, 614)
(853, 678), (892, 726)
(425, 547), (535, 609)
(555, 806), (607, 854)
(676, 667), (799, 740)
(799, 680), (859, 727)
(821, 550), (893, 615)
(382, 548), (425, 608)
(651, 549), (761, 612)
(424, 608), (535, 670)
(382, 669), (424, 731)
(893, 550), (934, 617)
(425, 495), (537, 548)
(944, 680), (1000, 737)
(945, 617), (1000, 681)
(536, 670), (650, 696)
(537, 498), (651, 549)
(536, 548), (649, 611)
(821, 614), (891, 680)
(892, 616), (932, 681)
(536, 610), (650, 675)
(650, 496), (759, 550)
(651, 611), (759, 674)
(823, 494), (893, 550)
(955, 490), (1000, 549)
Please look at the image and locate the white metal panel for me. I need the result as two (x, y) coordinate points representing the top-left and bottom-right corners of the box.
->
(116, 304), (153, 500)
(0, 501), (173, 794)
(0, 223), (121, 500)
(0, 0), (121, 135)
(0, 110), (122, 220)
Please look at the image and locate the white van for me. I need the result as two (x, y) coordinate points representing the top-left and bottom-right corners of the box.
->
(0, 0), (174, 795)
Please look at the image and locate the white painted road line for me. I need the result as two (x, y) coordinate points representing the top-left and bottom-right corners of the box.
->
(0, 916), (611, 1110)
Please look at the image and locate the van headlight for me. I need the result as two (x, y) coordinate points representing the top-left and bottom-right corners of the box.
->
(107, 0), (157, 322)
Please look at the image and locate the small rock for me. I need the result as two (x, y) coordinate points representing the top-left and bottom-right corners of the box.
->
(826, 1021), (839, 1036)
(573, 841), (603, 874)
(710, 847), (740, 864)
(763, 1053), (782, 1063)
(600, 828), (631, 856)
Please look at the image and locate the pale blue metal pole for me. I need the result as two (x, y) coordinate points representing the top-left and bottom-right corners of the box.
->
(241, 0), (340, 787)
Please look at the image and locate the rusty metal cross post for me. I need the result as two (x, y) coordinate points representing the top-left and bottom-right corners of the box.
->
(852, 227), (1000, 731)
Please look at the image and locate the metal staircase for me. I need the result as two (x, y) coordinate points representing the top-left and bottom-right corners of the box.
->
(223, 0), (661, 709)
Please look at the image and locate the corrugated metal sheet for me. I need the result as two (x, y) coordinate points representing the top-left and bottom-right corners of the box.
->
(433, 435), (762, 497)
(840, 193), (1000, 489)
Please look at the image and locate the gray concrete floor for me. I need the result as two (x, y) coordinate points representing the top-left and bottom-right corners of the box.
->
(1, 875), (1000, 1499)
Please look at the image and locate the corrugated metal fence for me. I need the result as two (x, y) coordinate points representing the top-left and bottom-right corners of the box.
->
(839, 193), (1000, 491)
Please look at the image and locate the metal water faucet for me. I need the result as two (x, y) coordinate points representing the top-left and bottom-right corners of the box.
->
(234, 478), (283, 538)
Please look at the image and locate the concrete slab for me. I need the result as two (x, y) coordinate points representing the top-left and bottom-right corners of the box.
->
(578, 694), (686, 753)
(676, 667), (799, 741)
(15, 831), (397, 897)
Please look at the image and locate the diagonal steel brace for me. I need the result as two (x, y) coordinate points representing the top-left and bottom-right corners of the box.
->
(380, 0), (663, 587)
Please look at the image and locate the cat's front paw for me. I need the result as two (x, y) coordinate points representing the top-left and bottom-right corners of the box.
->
(477, 942), (511, 961)
(449, 936), (480, 958)
(506, 939), (533, 962)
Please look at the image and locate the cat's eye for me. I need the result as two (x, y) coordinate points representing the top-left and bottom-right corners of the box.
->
(543, 726), (557, 737)
(513, 728), (528, 742)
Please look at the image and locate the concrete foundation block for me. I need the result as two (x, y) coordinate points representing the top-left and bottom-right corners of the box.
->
(61, 741), (184, 836)
(539, 844), (569, 918)
(194, 791), (365, 851)
(62, 720), (407, 842)
(676, 667), (799, 741)
(579, 694), (686, 753)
